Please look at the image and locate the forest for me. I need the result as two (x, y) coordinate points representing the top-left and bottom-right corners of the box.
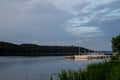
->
(0, 41), (90, 56)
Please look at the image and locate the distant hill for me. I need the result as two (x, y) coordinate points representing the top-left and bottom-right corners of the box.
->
(0, 41), (91, 56)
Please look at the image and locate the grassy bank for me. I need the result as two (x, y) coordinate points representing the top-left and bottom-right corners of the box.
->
(51, 56), (120, 80)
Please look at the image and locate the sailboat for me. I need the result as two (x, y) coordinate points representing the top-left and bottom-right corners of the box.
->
(65, 40), (89, 60)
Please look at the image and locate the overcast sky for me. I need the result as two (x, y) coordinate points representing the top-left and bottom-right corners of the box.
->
(0, 0), (120, 51)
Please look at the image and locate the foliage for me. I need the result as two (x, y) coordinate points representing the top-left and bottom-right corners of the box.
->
(111, 55), (119, 60)
(0, 41), (90, 56)
(112, 34), (120, 54)
(55, 60), (120, 80)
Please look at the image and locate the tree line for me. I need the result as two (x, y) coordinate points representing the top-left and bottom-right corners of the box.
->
(0, 41), (90, 56)
(112, 34), (120, 54)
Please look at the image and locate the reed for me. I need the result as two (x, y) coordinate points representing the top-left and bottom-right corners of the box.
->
(53, 56), (120, 80)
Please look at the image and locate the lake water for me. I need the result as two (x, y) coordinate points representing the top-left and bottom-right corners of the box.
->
(0, 56), (105, 80)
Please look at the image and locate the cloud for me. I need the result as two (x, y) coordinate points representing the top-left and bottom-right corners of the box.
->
(65, 17), (102, 37)
(0, 0), (120, 51)
(66, 26), (103, 37)
(53, 0), (115, 15)
(100, 9), (120, 21)
(67, 17), (90, 27)
(63, 0), (120, 39)
(0, 0), (71, 42)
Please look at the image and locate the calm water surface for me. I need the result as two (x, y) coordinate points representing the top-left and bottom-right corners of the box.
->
(0, 56), (105, 80)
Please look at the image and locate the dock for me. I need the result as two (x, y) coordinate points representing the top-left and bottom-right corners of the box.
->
(65, 54), (111, 60)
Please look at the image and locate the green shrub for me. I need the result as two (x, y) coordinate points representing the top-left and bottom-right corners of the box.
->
(53, 60), (120, 80)
(111, 56), (119, 60)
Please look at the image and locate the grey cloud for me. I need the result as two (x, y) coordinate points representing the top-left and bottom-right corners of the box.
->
(0, 0), (72, 42)
(0, 0), (120, 51)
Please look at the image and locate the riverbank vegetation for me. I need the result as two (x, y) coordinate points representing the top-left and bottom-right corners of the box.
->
(112, 34), (120, 55)
(51, 56), (120, 80)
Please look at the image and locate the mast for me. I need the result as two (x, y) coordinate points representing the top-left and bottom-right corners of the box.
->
(84, 40), (85, 54)
(79, 39), (80, 55)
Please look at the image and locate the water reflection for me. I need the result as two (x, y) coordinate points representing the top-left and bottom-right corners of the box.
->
(0, 56), (105, 80)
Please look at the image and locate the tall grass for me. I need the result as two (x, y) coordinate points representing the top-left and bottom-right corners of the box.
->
(58, 69), (86, 80)
(53, 56), (120, 80)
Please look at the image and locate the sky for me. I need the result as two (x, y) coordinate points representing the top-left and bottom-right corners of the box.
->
(0, 0), (120, 51)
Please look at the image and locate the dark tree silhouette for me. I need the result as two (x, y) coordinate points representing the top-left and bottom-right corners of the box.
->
(0, 41), (91, 56)
(112, 34), (120, 54)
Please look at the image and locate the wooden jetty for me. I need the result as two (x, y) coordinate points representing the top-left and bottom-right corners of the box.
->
(65, 54), (111, 60)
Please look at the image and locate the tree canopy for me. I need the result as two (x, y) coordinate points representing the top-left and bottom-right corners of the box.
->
(112, 34), (120, 54)
(0, 41), (91, 56)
